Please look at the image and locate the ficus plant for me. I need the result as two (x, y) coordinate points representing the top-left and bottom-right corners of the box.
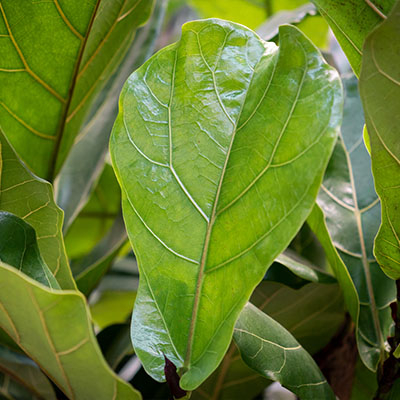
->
(0, 0), (399, 399)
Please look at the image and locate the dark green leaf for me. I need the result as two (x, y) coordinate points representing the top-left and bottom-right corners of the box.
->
(234, 303), (335, 399)
(310, 75), (396, 370)
(0, 131), (75, 289)
(0, 262), (140, 399)
(111, 19), (342, 389)
(0, 212), (59, 289)
(360, 0), (400, 280)
(0, 345), (56, 400)
(56, 0), (168, 231)
(0, 0), (153, 179)
(311, 0), (395, 76)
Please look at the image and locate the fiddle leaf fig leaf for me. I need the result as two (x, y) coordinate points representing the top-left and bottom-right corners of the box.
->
(0, 262), (141, 400)
(0, 0), (153, 180)
(234, 303), (335, 400)
(311, 0), (395, 76)
(0, 130), (75, 289)
(111, 19), (342, 390)
(0, 211), (59, 289)
(310, 75), (396, 371)
(360, 0), (400, 280)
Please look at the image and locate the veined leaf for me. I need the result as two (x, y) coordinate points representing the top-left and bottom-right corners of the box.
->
(0, 131), (75, 289)
(360, 1), (400, 280)
(0, 212), (59, 289)
(234, 303), (335, 399)
(0, 262), (140, 400)
(56, 0), (168, 231)
(310, 75), (395, 370)
(193, 281), (344, 399)
(0, 345), (56, 400)
(0, 0), (153, 180)
(311, 0), (395, 76)
(111, 19), (342, 390)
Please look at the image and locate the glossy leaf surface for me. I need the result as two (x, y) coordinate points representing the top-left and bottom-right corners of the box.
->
(0, 131), (75, 289)
(0, 262), (140, 400)
(234, 303), (335, 399)
(360, 1), (400, 279)
(312, 75), (395, 370)
(0, 212), (59, 289)
(111, 19), (342, 390)
(0, 0), (153, 179)
(311, 0), (394, 76)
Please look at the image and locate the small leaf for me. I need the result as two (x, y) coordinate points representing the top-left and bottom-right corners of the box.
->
(0, 262), (140, 399)
(0, 211), (59, 289)
(234, 303), (335, 399)
(360, 0), (400, 280)
(111, 19), (342, 389)
(0, 131), (75, 289)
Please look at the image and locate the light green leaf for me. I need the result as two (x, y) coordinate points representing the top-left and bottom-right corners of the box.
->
(234, 303), (335, 399)
(111, 19), (342, 390)
(0, 0), (153, 180)
(311, 75), (396, 370)
(0, 345), (56, 400)
(0, 131), (75, 289)
(193, 281), (344, 399)
(56, 0), (168, 231)
(311, 0), (395, 76)
(0, 211), (59, 289)
(190, 0), (266, 29)
(0, 262), (140, 400)
(360, 0), (400, 280)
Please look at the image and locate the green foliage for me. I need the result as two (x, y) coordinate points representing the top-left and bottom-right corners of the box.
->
(110, 19), (342, 390)
(360, 1), (400, 280)
(0, 1), (399, 399)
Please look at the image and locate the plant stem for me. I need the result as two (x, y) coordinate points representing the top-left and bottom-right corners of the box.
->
(374, 280), (400, 399)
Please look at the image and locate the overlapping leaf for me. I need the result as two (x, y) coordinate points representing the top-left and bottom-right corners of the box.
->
(310, 76), (395, 370)
(311, 0), (395, 75)
(0, 0), (153, 179)
(360, 0), (400, 279)
(0, 212), (59, 289)
(0, 131), (75, 289)
(193, 281), (344, 399)
(0, 262), (140, 399)
(234, 303), (335, 399)
(111, 19), (342, 390)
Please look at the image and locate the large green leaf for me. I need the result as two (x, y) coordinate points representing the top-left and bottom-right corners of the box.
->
(0, 212), (59, 289)
(311, 75), (396, 370)
(56, 0), (168, 231)
(0, 345), (56, 400)
(0, 0), (153, 180)
(360, 1), (400, 280)
(311, 0), (395, 76)
(0, 262), (140, 400)
(193, 281), (344, 399)
(234, 303), (335, 399)
(111, 19), (342, 390)
(0, 131), (75, 289)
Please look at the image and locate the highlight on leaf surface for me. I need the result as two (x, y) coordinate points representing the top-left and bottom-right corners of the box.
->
(110, 18), (343, 390)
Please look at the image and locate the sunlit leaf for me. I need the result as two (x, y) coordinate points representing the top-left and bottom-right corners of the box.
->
(111, 19), (342, 390)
